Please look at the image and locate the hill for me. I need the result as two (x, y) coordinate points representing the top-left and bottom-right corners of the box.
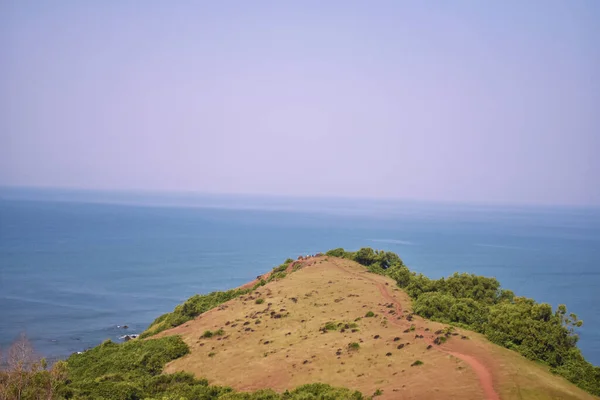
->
(4, 250), (598, 399)
(153, 255), (595, 400)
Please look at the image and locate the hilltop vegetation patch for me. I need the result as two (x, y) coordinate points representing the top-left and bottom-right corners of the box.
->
(266, 259), (296, 283)
(348, 342), (361, 351)
(320, 321), (359, 333)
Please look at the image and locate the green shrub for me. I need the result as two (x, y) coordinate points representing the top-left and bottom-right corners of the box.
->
(411, 360), (424, 366)
(255, 298), (265, 304)
(348, 342), (360, 351)
(322, 321), (358, 332)
(201, 330), (214, 338)
(271, 258), (295, 274)
(365, 311), (375, 318)
(434, 336), (448, 345)
(267, 271), (287, 282)
(219, 388), (280, 399)
(272, 264), (288, 273)
(323, 321), (338, 331)
(284, 383), (364, 399)
(325, 248), (352, 258)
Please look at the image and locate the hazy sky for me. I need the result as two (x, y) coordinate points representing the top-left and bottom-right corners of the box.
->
(1, 1), (599, 206)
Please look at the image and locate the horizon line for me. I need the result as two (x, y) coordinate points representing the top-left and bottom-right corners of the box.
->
(1, 184), (599, 211)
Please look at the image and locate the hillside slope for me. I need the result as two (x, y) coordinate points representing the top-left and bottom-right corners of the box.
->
(157, 257), (596, 400)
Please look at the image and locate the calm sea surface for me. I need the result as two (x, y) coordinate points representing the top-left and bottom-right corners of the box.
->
(1, 192), (599, 365)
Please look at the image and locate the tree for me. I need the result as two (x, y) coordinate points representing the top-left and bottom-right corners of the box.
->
(353, 248), (377, 266)
(449, 298), (489, 329)
(413, 292), (456, 321)
(325, 248), (348, 258)
(386, 264), (413, 287)
(0, 333), (68, 400)
(5, 333), (35, 400)
(404, 273), (435, 298)
(377, 251), (403, 269)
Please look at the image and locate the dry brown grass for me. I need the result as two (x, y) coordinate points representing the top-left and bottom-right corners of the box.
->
(157, 257), (597, 400)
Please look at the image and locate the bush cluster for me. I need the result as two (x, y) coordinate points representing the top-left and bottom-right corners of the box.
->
(322, 321), (358, 332)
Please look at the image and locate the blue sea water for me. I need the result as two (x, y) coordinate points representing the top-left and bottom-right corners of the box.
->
(1, 190), (599, 365)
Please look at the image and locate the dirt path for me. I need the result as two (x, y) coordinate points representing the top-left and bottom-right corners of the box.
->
(331, 259), (500, 400)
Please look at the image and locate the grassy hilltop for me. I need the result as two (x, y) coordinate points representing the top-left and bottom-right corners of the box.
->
(1, 248), (598, 399)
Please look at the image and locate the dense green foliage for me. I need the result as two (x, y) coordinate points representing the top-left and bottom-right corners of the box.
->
(325, 248), (402, 274)
(65, 336), (200, 399)
(329, 247), (600, 396)
(217, 384), (363, 400)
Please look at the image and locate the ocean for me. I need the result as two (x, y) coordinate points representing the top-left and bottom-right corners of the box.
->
(1, 189), (599, 366)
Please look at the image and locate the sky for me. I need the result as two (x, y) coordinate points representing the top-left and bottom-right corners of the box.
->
(1, 1), (599, 206)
